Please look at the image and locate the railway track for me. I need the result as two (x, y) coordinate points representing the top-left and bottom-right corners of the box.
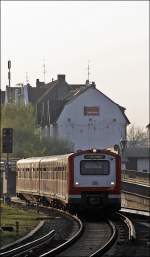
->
(2, 199), (149, 257)
(120, 211), (149, 257)
(0, 201), (82, 257)
(0, 230), (56, 257)
(40, 217), (115, 257)
(101, 211), (149, 257)
(38, 212), (142, 257)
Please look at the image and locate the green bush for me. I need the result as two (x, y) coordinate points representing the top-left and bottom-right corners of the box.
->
(1, 103), (73, 158)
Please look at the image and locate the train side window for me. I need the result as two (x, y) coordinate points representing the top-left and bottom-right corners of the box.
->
(35, 170), (37, 178)
(51, 171), (54, 180)
(48, 171), (50, 179)
(61, 170), (63, 180)
(29, 169), (32, 179)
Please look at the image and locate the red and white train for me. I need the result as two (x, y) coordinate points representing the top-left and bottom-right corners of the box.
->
(16, 149), (121, 212)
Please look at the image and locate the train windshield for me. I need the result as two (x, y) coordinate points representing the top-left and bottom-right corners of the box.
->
(80, 160), (110, 175)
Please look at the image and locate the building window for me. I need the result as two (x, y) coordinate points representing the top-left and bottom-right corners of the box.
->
(84, 106), (99, 116)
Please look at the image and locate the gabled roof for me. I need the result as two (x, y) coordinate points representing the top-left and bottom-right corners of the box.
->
(64, 84), (130, 124)
(95, 87), (130, 124)
(36, 76), (130, 126)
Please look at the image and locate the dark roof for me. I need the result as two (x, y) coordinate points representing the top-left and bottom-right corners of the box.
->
(36, 79), (88, 126)
(27, 84), (50, 104)
(69, 84), (87, 89)
(124, 147), (150, 158)
(63, 85), (88, 103)
(36, 80), (58, 104)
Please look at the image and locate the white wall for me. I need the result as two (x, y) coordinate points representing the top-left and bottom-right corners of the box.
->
(56, 87), (127, 150)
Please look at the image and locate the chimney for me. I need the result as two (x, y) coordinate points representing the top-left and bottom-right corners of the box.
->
(85, 79), (89, 86)
(36, 79), (45, 87)
(57, 74), (65, 82)
(36, 79), (40, 87)
(91, 81), (96, 88)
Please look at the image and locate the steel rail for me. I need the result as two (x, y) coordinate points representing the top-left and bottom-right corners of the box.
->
(89, 219), (117, 257)
(0, 221), (45, 253)
(39, 218), (116, 257)
(0, 230), (55, 257)
(39, 215), (83, 257)
(116, 212), (136, 241)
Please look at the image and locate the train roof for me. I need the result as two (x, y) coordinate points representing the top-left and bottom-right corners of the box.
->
(17, 149), (119, 164)
(17, 153), (73, 164)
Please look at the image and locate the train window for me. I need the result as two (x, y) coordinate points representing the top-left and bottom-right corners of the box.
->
(80, 160), (110, 175)
(50, 171), (54, 179)
(48, 171), (50, 179)
(29, 170), (32, 179)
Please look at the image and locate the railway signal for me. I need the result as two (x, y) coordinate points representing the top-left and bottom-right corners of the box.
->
(2, 128), (13, 153)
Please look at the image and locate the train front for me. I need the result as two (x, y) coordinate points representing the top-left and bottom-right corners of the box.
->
(68, 149), (121, 212)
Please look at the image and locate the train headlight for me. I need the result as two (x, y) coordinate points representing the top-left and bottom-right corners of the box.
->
(111, 181), (115, 185)
(75, 182), (79, 185)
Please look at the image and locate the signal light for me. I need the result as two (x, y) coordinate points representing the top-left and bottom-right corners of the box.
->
(2, 128), (13, 153)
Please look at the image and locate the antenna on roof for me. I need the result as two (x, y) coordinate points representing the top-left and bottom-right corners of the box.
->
(8, 60), (11, 87)
(26, 72), (29, 84)
(43, 57), (46, 83)
(87, 59), (90, 82)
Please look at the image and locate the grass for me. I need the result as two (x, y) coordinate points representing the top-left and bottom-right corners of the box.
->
(0, 202), (44, 248)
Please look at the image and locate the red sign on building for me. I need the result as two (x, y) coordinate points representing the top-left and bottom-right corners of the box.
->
(84, 106), (99, 116)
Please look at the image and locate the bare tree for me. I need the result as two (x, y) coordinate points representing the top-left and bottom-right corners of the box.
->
(127, 125), (148, 147)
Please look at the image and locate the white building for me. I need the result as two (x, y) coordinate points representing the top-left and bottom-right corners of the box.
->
(36, 75), (130, 151)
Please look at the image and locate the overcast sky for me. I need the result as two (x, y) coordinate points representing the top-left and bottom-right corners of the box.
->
(1, 1), (149, 128)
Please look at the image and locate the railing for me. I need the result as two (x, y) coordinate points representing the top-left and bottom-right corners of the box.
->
(122, 169), (150, 186)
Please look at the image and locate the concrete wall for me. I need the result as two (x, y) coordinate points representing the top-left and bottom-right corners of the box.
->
(121, 192), (150, 211)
